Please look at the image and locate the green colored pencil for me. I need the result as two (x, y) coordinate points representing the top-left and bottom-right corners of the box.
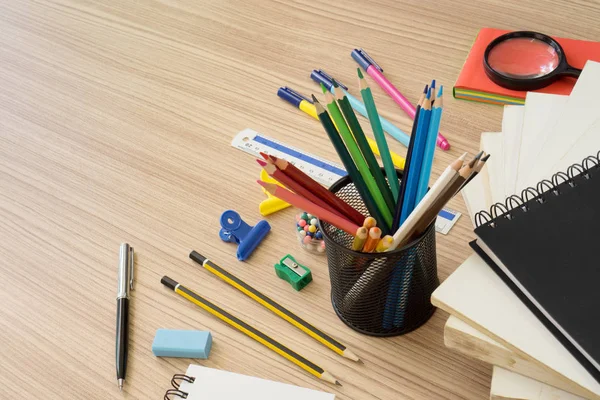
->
(320, 85), (393, 229)
(358, 69), (400, 202)
(332, 82), (395, 213)
(313, 96), (390, 234)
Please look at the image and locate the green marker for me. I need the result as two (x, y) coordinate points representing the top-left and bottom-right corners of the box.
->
(275, 255), (312, 291)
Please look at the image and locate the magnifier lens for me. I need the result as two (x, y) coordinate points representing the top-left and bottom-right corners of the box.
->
(487, 37), (560, 79)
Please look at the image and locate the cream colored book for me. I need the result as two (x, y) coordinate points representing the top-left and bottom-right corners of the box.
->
(432, 254), (600, 400)
(445, 316), (590, 397)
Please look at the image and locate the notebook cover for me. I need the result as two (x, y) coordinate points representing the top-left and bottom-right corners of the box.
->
(454, 28), (600, 103)
(472, 166), (600, 384)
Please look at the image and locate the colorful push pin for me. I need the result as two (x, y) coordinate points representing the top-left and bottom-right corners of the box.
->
(219, 210), (270, 261)
(258, 169), (290, 216)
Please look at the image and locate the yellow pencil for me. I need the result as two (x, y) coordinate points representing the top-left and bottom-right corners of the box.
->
(161, 276), (341, 385)
(189, 251), (362, 363)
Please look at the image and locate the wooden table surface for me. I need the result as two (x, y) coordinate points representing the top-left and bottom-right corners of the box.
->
(1, 0), (599, 398)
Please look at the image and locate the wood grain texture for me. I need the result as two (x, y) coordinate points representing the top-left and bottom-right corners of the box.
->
(1, 0), (599, 398)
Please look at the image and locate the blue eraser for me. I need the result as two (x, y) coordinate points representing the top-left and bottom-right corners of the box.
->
(152, 329), (212, 359)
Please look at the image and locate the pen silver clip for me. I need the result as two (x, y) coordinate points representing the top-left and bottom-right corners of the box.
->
(129, 247), (134, 291)
(358, 49), (383, 72)
(316, 69), (348, 90)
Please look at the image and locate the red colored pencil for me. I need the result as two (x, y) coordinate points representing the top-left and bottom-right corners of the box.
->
(258, 181), (360, 235)
(258, 160), (347, 219)
(261, 154), (366, 226)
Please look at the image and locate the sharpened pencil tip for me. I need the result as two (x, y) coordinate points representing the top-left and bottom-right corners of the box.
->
(481, 154), (491, 161)
(259, 152), (269, 161)
(336, 381), (342, 386)
(311, 94), (319, 103)
(431, 79), (436, 89)
(357, 358), (364, 364)
(426, 88), (432, 99)
(320, 82), (328, 94)
(423, 84), (429, 94)
(332, 80), (339, 88)
(357, 67), (364, 79)
(459, 152), (468, 161)
(438, 85), (443, 97)
(256, 159), (267, 167)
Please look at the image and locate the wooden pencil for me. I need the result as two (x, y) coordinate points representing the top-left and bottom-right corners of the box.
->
(332, 82), (396, 211)
(258, 160), (347, 219)
(412, 161), (474, 238)
(460, 153), (490, 189)
(262, 155), (366, 226)
(351, 227), (369, 251)
(161, 276), (341, 385)
(258, 180), (359, 235)
(392, 84), (428, 231)
(313, 96), (391, 234)
(363, 216), (377, 229)
(362, 227), (382, 253)
(321, 86), (393, 228)
(358, 68), (401, 202)
(388, 153), (466, 250)
(375, 235), (394, 252)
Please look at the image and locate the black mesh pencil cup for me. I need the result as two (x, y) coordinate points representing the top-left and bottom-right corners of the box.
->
(320, 172), (439, 336)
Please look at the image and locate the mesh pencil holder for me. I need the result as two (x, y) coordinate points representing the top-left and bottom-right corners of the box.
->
(320, 171), (439, 336)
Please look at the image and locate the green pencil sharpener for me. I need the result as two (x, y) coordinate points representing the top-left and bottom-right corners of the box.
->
(275, 254), (312, 291)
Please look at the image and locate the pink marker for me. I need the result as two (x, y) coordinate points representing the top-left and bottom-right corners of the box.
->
(351, 49), (450, 151)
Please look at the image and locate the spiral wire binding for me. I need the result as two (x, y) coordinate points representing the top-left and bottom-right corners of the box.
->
(164, 374), (196, 399)
(474, 153), (600, 228)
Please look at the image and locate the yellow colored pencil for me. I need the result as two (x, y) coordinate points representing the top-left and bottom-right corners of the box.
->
(161, 275), (341, 385)
(189, 251), (361, 362)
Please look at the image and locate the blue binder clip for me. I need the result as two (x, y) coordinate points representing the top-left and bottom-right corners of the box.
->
(219, 210), (271, 261)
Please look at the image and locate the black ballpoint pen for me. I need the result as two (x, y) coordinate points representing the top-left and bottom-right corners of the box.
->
(116, 243), (134, 391)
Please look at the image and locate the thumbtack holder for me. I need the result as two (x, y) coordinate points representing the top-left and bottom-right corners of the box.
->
(219, 210), (271, 261)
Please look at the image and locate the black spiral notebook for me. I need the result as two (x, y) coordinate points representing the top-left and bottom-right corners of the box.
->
(471, 154), (600, 384)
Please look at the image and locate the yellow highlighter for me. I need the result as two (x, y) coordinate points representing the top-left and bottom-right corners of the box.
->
(278, 86), (405, 170)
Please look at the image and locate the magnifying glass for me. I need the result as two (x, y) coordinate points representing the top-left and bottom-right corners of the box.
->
(483, 31), (581, 91)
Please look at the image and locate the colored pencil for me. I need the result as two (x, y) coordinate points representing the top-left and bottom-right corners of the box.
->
(351, 226), (369, 251)
(412, 160), (474, 238)
(258, 160), (347, 219)
(321, 85), (394, 228)
(189, 251), (361, 362)
(358, 69), (400, 202)
(362, 227), (382, 253)
(416, 86), (444, 203)
(258, 180), (359, 235)
(399, 89), (433, 224)
(388, 154), (466, 250)
(332, 81), (396, 210)
(392, 85), (428, 231)
(460, 153), (490, 189)
(161, 276), (340, 385)
(363, 216), (377, 229)
(262, 155), (366, 226)
(375, 235), (394, 252)
(313, 96), (390, 234)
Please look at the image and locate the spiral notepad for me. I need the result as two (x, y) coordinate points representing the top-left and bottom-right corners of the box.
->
(164, 364), (335, 400)
(471, 152), (600, 384)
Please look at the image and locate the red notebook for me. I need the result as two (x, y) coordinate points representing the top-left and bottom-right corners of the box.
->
(454, 28), (600, 105)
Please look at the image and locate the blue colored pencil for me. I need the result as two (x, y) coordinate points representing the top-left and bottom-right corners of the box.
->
(416, 86), (444, 202)
(399, 89), (433, 224)
(391, 85), (428, 232)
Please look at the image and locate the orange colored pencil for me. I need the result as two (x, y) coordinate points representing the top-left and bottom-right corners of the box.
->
(258, 160), (347, 219)
(258, 181), (360, 235)
(261, 154), (366, 226)
(362, 227), (382, 253)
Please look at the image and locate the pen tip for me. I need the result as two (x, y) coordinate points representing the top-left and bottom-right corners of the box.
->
(118, 379), (124, 391)
(357, 68), (364, 79)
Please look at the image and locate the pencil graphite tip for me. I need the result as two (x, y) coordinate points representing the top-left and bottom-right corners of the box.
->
(426, 88), (432, 99)
(423, 84), (429, 94)
(336, 381), (342, 386)
(474, 150), (484, 161)
(357, 67), (364, 79)
(481, 153), (491, 162)
(431, 79), (436, 89)
(311, 94), (320, 104)
(256, 159), (267, 167)
(437, 85), (443, 97)
(320, 82), (328, 94)
(332, 80), (339, 88)
(259, 152), (269, 161)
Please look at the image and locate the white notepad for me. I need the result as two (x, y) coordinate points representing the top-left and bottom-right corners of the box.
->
(431, 254), (600, 400)
(501, 105), (525, 197)
(176, 364), (336, 400)
(480, 132), (504, 204)
(524, 61), (600, 187)
(491, 367), (585, 400)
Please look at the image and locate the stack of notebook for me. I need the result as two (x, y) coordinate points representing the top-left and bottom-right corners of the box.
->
(434, 60), (600, 400)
